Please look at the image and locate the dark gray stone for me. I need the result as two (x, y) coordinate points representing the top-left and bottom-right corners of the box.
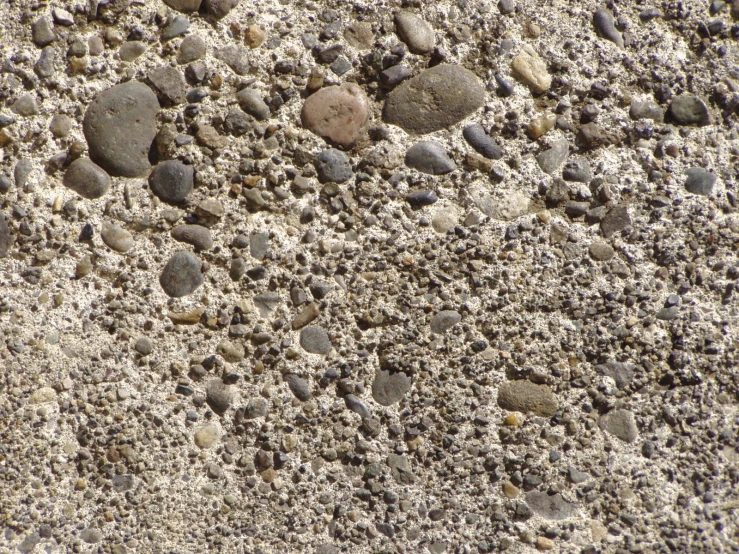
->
(159, 251), (203, 297)
(63, 158), (111, 199)
(249, 232), (269, 260)
(387, 454), (416, 484)
(315, 149), (353, 183)
(684, 167), (716, 196)
(600, 205), (631, 238)
(430, 310), (461, 333)
(593, 8), (624, 48)
(202, 0), (239, 19)
(0, 212), (13, 258)
(629, 100), (664, 122)
(406, 190), (438, 208)
(215, 45), (250, 75)
(380, 65), (412, 87)
(668, 94), (710, 126)
(162, 15), (190, 40)
(498, 0), (515, 14)
(405, 141), (456, 175)
(536, 138), (569, 174)
(463, 124), (503, 159)
(345, 394), (371, 418)
(32, 17), (56, 47)
(236, 89), (270, 120)
(595, 361), (635, 389)
(178, 35), (206, 64)
(372, 369), (412, 406)
(284, 373), (312, 401)
(163, 0), (201, 12)
(149, 160), (194, 204)
(206, 379), (233, 414)
(384, 64), (485, 134)
(83, 81), (159, 177)
(119, 41), (147, 61)
(562, 157), (591, 182)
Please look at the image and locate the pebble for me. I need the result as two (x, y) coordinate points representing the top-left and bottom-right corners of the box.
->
(244, 397), (268, 419)
(405, 141), (456, 175)
(430, 310), (461, 333)
(599, 409), (638, 443)
(498, 0), (516, 14)
(511, 45), (551, 94)
(194, 422), (220, 449)
(380, 65), (412, 88)
(668, 94), (710, 126)
(292, 302), (320, 330)
(134, 337), (154, 356)
(83, 81), (159, 177)
(432, 211), (457, 233)
(206, 379), (233, 414)
(162, 15), (190, 40)
(525, 491), (576, 520)
(600, 205), (631, 238)
(249, 232), (269, 260)
(394, 12), (435, 54)
(32, 17), (56, 47)
(562, 157), (591, 182)
(527, 113), (557, 139)
(80, 529), (102, 544)
(345, 394), (371, 418)
(383, 64), (485, 134)
(236, 88), (270, 120)
(593, 8), (624, 48)
(372, 368), (412, 406)
(171, 224), (213, 251)
(63, 158), (111, 199)
(315, 149), (353, 183)
(406, 190), (438, 208)
(497, 380), (558, 417)
(629, 100), (664, 121)
(163, 0), (201, 12)
(595, 361), (635, 389)
(52, 8), (75, 26)
(119, 41), (147, 62)
(588, 241), (615, 261)
(536, 138), (569, 174)
(101, 222), (134, 253)
(463, 124), (503, 159)
(28, 387), (57, 404)
(301, 84), (369, 149)
(35, 47), (57, 78)
(284, 373), (312, 401)
(178, 35), (206, 64)
(656, 306), (679, 321)
(149, 160), (194, 204)
(11, 94), (39, 117)
(202, 0), (239, 19)
(577, 122), (608, 149)
(684, 167), (716, 196)
(148, 66), (187, 106)
(159, 251), (203, 297)
(245, 24), (267, 48)
(344, 21), (374, 49)
(215, 45), (250, 75)
(299, 325), (332, 355)
(387, 454), (416, 484)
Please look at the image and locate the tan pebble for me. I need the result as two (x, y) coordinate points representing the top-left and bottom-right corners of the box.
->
(194, 422), (220, 449)
(527, 113), (556, 139)
(537, 537), (554, 550)
(511, 45), (551, 94)
(245, 24), (266, 48)
(504, 413), (523, 426)
(301, 83), (369, 149)
(502, 481), (519, 498)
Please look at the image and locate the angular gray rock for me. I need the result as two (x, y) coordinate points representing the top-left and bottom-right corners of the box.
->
(206, 379), (233, 414)
(149, 160), (194, 204)
(215, 45), (250, 75)
(536, 139), (569, 174)
(147, 66), (187, 106)
(83, 81), (159, 177)
(159, 251), (203, 297)
(599, 409), (638, 443)
(315, 149), (353, 183)
(384, 64), (485, 134)
(629, 100), (664, 122)
(684, 167), (716, 196)
(525, 492), (577, 520)
(405, 141), (456, 175)
(595, 361), (635, 389)
(372, 369), (412, 406)
(387, 454), (416, 484)
(63, 158), (111, 199)
(600, 205), (631, 238)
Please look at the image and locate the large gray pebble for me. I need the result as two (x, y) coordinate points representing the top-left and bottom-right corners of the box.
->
(206, 379), (233, 414)
(101, 222), (134, 253)
(171, 224), (213, 251)
(159, 251), (203, 297)
(405, 141), (456, 175)
(148, 66), (187, 106)
(215, 45), (250, 75)
(299, 325), (332, 354)
(284, 373), (312, 401)
(394, 12), (435, 54)
(592, 8), (624, 48)
(83, 81), (159, 177)
(684, 167), (716, 196)
(63, 158), (111, 199)
(149, 160), (194, 204)
(430, 310), (461, 333)
(372, 369), (412, 406)
(236, 89), (270, 120)
(536, 138), (569, 174)
(177, 35), (207, 64)
(463, 124), (503, 159)
(629, 100), (664, 122)
(497, 380), (558, 417)
(668, 94), (710, 126)
(315, 149), (353, 183)
(599, 409), (638, 443)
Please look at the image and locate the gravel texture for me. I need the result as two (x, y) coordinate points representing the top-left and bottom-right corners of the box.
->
(1, 1), (739, 553)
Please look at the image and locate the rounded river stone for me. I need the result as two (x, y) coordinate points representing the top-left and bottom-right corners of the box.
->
(62, 158), (110, 199)
(159, 251), (203, 297)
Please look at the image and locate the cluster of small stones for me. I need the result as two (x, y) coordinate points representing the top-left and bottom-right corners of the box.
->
(1, 0), (738, 553)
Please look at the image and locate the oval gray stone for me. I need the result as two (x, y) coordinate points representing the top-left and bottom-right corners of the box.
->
(497, 380), (558, 417)
(525, 491), (577, 520)
(463, 124), (503, 159)
(177, 35), (207, 64)
(394, 12), (435, 54)
(372, 369), (412, 406)
(171, 224), (213, 250)
(384, 64), (485, 135)
(315, 148), (353, 183)
(149, 160), (194, 204)
(430, 310), (461, 333)
(101, 222), (134, 253)
(599, 409), (638, 443)
(536, 138), (569, 175)
(83, 81), (159, 177)
(206, 379), (233, 414)
(629, 100), (664, 122)
(405, 141), (456, 175)
(236, 89), (270, 120)
(668, 94), (710, 126)
(284, 373), (312, 401)
(684, 167), (716, 196)
(299, 325), (332, 355)
(63, 158), (111, 199)
(159, 251), (203, 297)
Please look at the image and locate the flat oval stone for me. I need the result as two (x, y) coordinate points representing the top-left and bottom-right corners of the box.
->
(406, 190), (438, 208)
(405, 141), (456, 175)
(536, 138), (569, 175)
(83, 81), (159, 177)
(299, 325), (332, 355)
(101, 222), (134, 253)
(149, 160), (194, 204)
(171, 224), (213, 250)
(284, 374), (312, 401)
(236, 88), (270, 120)
(497, 380), (558, 417)
(372, 369), (412, 406)
(463, 124), (503, 159)
(430, 310), (462, 333)
(301, 83), (369, 149)
(394, 12), (435, 54)
(159, 251), (203, 297)
(63, 158), (110, 199)
(668, 94), (710, 126)
(384, 64), (484, 134)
